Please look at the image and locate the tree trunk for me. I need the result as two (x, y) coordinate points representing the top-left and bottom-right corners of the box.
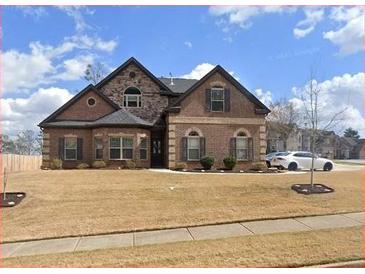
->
(310, 131), (316, 189)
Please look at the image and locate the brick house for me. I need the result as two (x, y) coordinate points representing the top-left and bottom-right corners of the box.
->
(39, 57), (270, 170)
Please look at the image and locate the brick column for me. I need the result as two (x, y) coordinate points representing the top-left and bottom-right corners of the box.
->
(259, 125), (266, 161)
(42, 132), (50, 168)
(168, 124), (176, 169)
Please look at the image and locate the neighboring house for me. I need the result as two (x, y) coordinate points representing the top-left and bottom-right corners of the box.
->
(266, 125), (309, 153)
(39, 57), (270, 169)
(353, 139), (365, 159)
(266, 125), (362, 159)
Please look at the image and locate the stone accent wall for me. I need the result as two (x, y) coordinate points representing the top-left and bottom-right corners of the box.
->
(99, 63), (169, 123)
(56, 89), (115, 121)
(168, 124), (176, 169)
(259, 125), (267, 161)
(41, 132), (50, 168)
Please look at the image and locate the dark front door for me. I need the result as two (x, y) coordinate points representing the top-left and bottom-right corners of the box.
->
(151, 131), (164, 167)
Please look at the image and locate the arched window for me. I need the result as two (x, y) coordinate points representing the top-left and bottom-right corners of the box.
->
(188, 131), (201, 161)
(124, 87), (141, 108)
(236, 132), (248, 160)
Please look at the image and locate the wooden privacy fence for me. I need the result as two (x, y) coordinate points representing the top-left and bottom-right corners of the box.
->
(1, 154), (42, 173)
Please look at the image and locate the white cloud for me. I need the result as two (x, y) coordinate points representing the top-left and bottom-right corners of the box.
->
(323, 6), (364, 55)
(255, 89), (273, 106)
(209, 6), (296, 31)
(290, 72), (364, 135)
(16, 6), (48, 19)
(3, 34), (118, 93)
(180, 63), (239, 80)
(57, 6), (94, 33)
(57, 55), (94, 81)
(184, 41), (193, 49)
(293, 7), (324, 39)
(181, 63), (216, 79)
(1, 87), (73, 136)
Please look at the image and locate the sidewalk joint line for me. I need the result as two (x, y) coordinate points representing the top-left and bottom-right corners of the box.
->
(238, 222), (255, 235)
(186, 227), (195, 240)
(73, 237), (81, 252)
(293, 218), (314, 230)
(6, 242), (25, 258)
(340, 213), (363, 224)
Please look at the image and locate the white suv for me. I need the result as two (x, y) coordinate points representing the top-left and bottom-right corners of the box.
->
(270, 151), (334, 171)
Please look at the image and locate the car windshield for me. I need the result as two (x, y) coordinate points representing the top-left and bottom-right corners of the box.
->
(276, 152), (290, 156)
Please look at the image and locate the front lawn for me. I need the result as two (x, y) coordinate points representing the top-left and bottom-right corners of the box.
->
(1, 169), (362, 242)
(2, 227), (362, 267)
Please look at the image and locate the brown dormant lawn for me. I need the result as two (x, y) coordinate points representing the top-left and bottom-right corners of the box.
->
(1, 169), (362, 242)
(2, 227), (362, 267)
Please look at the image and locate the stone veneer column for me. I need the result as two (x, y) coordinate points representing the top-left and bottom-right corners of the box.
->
(259, 125), (266, 161)
(168, 124), (176, 169)
(42, 133), (50, 168)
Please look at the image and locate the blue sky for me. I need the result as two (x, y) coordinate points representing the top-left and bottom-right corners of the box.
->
(2, 6), (364, 136)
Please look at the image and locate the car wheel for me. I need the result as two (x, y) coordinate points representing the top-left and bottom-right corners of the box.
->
(288, 162), (298, 171)
(266, 161), (271, 168)
(323, 162), (333, 171)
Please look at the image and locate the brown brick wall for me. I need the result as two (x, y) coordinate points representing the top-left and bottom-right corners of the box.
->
(172, 123), (261, 170)
(178, 71), (263, 119)
(44, 127), (150, 169)
(56, 89), (115, 121)
(99, 63), (169, 123)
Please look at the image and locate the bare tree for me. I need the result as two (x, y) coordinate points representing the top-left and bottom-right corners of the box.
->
(84, 62), (107, 85)
(267, 99), (301, 151)
(15, 130), (40, 155)
(300, 69), (347, 189)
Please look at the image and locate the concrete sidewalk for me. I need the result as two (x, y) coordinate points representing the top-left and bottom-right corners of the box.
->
(1, 212), (363, 259)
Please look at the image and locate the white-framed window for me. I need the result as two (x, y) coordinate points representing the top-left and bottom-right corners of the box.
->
(187, 131), (200, 161)
(109, 137), (134, 160)
(140, 137), (148, 160)
(124, 87), (142, 108)
(236, 132), (248, 161)
(94, 137), (103, 160)
(65, 137), (77, 160)
(211, 87), (224, 112)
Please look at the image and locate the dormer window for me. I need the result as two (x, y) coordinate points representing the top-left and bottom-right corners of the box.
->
(124, 87), (141, 108)
(211, 87), (224, 112)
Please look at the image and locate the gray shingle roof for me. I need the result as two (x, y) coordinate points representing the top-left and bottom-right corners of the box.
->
(42, 109), (153, 128)
(159, 77), (198, 94)
(95, 109), (153, 126)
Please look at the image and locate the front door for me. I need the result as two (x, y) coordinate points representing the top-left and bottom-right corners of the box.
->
(151, 131), (164, 167)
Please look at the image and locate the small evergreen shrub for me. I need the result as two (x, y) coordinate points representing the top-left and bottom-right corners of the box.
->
(77, 163), (90, 169)
(175, 162), (187, 170)
(125, 160), (136, 169)
(223, 156), (237, 170)
(200, 156), (214, 170)
(50, 159), (62, 170)
(92, 160), (106, 169)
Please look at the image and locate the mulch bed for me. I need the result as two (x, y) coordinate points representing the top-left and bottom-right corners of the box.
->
(0, 192), (26, 207)
(176, 168), (283, 174)
(291, 184), (334, 195)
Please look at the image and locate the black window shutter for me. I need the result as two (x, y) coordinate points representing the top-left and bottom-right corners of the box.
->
(248, 138), (253, 161)
(205, 89), (211, 112)
(77, 138), (83, 160)
(224, 88), (231, 112)
(181, 137), (188, 161)
(200, 137), (206, 158)
(58, 137), (65, 160)
(230, 138), (236, 158)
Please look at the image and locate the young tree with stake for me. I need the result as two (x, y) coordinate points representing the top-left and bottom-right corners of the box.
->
(300, 69), (346, 190)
